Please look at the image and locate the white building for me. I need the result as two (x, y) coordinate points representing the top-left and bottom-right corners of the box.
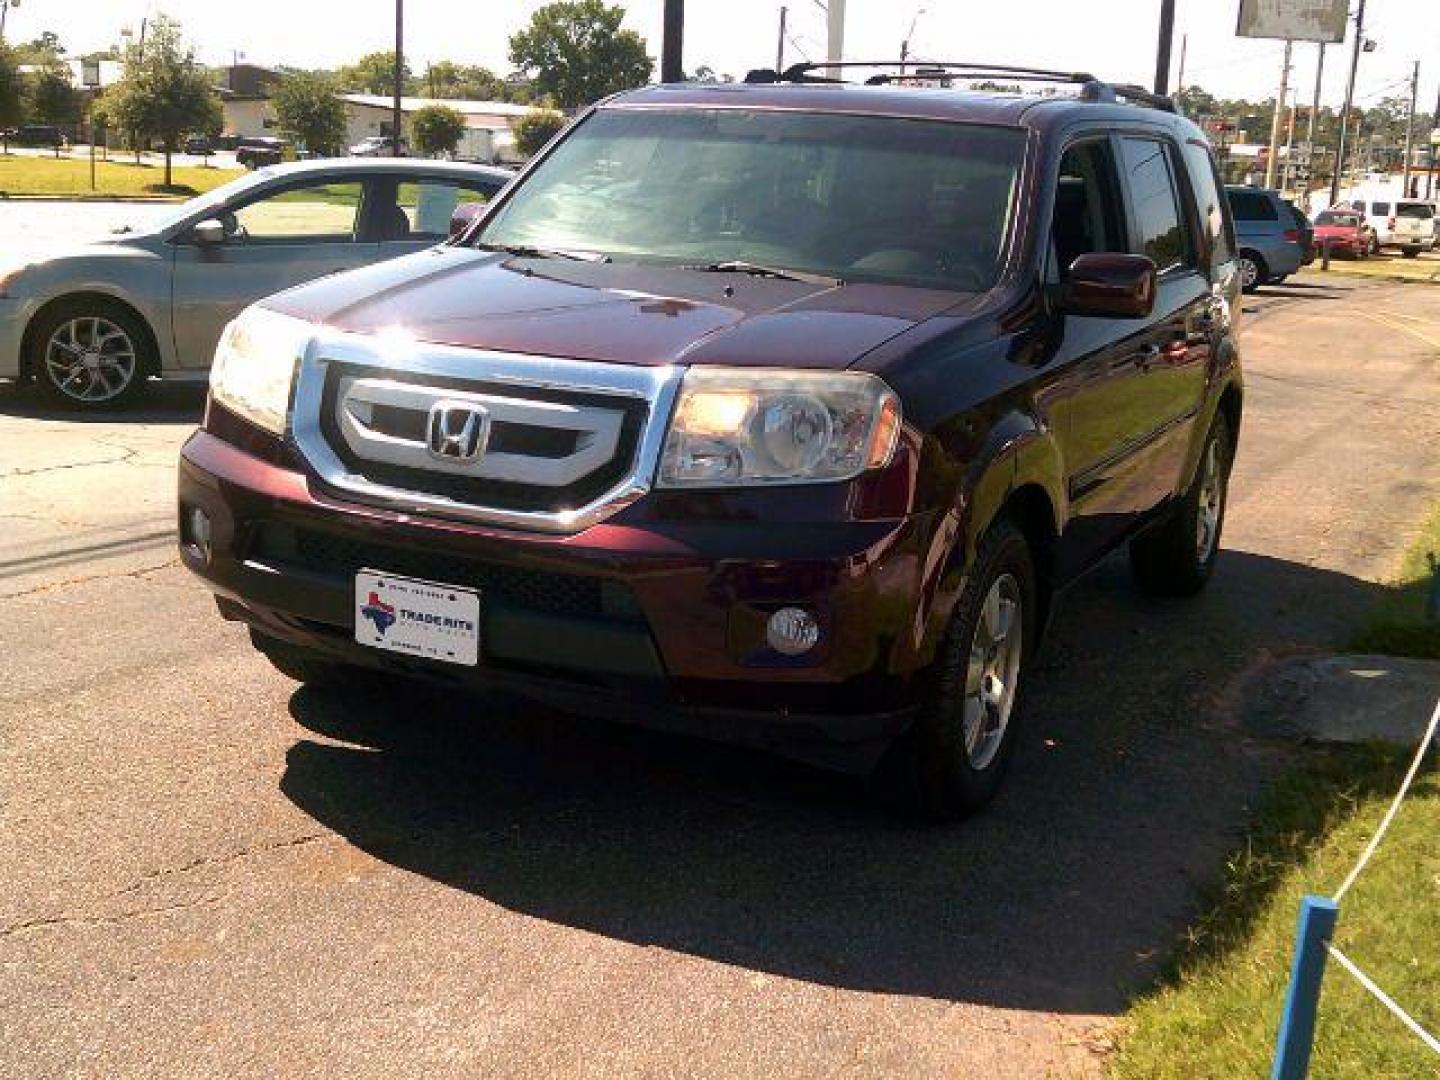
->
(339, 94), (537, 163)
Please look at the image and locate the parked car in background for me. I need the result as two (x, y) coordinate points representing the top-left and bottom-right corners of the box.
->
(0, 158), (513, 407)
(1282, 198), (1315, 266)
(12, 124), (67, 149)
(185, 135), (213, 156)
(1311, 208), (1371, 258)
(179, 68), (1244, 818)
(1390, 199), (1437, 257)
(236, 137), (291, 169)
(1225, 185), (1305, 291)
(1349, 197), (1392, 253)
(350, 135), (408, 157)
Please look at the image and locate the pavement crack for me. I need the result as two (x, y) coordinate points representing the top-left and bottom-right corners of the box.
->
(0, 896), (226, 938)
(108, 832), (332, 900)
(0, 556), (180, 600)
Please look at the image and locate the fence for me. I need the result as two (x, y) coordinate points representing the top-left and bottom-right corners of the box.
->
(1270, 694), (1440, 1079)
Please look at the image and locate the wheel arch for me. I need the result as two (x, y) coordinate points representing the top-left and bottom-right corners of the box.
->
(21, 291), (163, 380)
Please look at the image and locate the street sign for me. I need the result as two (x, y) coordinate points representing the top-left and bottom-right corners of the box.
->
(81, 59), (100, 88)
(1236, 0), (1347, 44)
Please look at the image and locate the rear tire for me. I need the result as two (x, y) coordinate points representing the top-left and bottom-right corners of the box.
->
(1130, 415), (1233, 598)
(1402, 247), (1421, 259)
(873, 518), (1036, 821)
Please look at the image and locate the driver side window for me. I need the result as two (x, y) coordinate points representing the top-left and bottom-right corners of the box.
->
(230, 180), (365, 243)
(1050, 139), (1126, 281)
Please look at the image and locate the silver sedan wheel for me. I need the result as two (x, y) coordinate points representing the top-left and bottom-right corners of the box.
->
(1195, 437), (1225, 563)
(44, 316), (137, 404)
(962, 573), (1023, 771)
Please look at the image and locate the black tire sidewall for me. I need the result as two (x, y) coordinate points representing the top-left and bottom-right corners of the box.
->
(30, 301), (151, 409)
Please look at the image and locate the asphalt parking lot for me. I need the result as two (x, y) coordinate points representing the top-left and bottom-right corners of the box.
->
(4, 266), (1440, 1077)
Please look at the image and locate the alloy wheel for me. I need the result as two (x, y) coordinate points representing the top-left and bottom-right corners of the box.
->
(44, 316), (137, 404)
(1195, 437), (1225, 563)
(962, 573), (1023, 771)
(1238, 256), (1259, 289)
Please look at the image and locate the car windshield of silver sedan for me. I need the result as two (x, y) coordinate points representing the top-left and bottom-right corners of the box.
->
(473, 108), (1025, 292)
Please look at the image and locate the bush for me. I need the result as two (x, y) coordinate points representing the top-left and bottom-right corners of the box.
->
(513, 110), (566, 158)
(410, 104), (467, 158)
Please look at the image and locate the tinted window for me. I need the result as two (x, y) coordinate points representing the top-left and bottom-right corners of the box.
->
(478, 109), (1026, 291)
(1316, 211), (1359, 226)
(1183, 139), (1234, 267)
(1051, 139), (1126, 277)
(1397, 202), (1435, 219)
(1120, 137), (1189, 273)
(1228, 189), (1279, 221)
(1371, 202), (1391, 216)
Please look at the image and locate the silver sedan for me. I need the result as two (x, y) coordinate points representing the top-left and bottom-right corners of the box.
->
(0, 158), (511, 408)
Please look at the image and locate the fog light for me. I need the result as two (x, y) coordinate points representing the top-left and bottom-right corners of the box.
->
(186, 506), (212, 560)
(767, 607), (820, 656)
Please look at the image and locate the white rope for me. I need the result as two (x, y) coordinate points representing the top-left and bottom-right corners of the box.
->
(1333, 694), (1440, 903)
(1326, 944), (1440, 1057)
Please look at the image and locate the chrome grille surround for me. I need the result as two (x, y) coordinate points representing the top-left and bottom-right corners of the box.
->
(290, 329), (683, 534)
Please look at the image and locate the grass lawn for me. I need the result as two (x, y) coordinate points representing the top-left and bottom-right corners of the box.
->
(1351, 501), (1440, 660)
(1112, 746), (1440, 1078)
(1112, 513), (1440, 1077)
(0, 154), (243, 199)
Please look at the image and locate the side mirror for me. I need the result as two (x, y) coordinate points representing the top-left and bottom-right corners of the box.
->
(449, 201), (485, 239)
(192, 218), (228, 246)
(1061, 253), (1158, 319)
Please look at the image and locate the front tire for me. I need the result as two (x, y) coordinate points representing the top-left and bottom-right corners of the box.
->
(29, 299), (151, 408)
(1402, 247), (1421, 259)
(1237, 251), (1266, 293)
(1130, 415), (1233, 597)
(874, 518), (1036, 820)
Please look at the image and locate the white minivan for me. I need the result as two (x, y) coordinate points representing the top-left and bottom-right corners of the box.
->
(1391, 200), (1437, 257)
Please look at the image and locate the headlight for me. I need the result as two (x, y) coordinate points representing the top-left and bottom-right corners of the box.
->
(0, 263), (30, 296)
(209, 306), (313, 435)
(658, 367), (901, 488)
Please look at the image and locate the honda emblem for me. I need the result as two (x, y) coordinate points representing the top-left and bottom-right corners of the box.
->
(426, 401), (490, 463)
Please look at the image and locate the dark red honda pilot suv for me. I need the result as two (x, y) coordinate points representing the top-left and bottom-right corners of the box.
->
(179, 63), (1242, 817)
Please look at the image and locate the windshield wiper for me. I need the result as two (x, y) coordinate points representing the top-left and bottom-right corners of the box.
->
(476, 242), (609, 263)
(684, 260), (843, 287)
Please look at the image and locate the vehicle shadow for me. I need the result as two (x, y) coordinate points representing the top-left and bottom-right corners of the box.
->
(278, 549), (1382, 1015)
(0, 380), (206, 422)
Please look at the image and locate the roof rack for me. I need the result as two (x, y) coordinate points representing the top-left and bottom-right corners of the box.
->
(741, 61), (1176, 113)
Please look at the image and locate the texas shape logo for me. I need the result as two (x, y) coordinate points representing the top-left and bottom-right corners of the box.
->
(361, 591), (397, 636)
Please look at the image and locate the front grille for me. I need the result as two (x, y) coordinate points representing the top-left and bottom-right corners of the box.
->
(319, 364), (647, 515)
(248, 523), (646, 624)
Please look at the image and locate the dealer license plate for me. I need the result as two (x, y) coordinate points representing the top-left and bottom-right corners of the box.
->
(354, 570), (480, 666)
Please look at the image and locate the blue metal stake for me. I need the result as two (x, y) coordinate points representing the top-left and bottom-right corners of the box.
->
(1271, 895), (1340, 1080)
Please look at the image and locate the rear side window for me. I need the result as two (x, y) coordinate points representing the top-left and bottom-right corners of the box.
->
(1119, 137), (1190, 274)
(1183, 139), (1235, 269)
(1397, 202), (1435, 220)
(1371, 202), (1391, 216)
(1227, 189), (1278, 221)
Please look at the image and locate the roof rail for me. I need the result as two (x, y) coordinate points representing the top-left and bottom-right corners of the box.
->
(742, 61), (1176, 114)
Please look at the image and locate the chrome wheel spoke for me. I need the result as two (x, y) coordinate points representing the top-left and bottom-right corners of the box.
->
(959, 572), (1023, 771)
(45, 317), (136, 403)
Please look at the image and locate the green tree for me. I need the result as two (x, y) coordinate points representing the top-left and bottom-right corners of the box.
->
(338, 50), (416, 95)
(426, 61), (510, 101)
(411, 104), (466, 157)
(508, 0), (652, 109)
(100, 15), (222, 188)
(16, 31), (65, 64)
(513, 109), (567, 157)
(26, 62), (81, 156)
(273, 71), (346, 156)
(0, 44), (21, 154)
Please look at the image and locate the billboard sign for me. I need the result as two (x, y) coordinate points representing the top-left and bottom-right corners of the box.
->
(1236, 0), (1348, 44)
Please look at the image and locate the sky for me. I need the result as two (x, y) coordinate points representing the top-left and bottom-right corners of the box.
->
(8, 0), (1439, 116)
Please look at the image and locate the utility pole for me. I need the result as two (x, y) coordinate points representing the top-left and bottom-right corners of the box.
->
(1176, 33), (1188, 99)
(661, 0), (684, 82)
(1283, 89), (1298, 191)
(1265, 39), (1292, 189)
(392, 0), (404, 156)
(1401, 60), (1418, 196)
(1154, 0), (1176, 95)
(1307, 43), (1324, 179)
(0, 0), (17, 46)
(775, 5), (786, 75)
(1428, 81), (1440, 200)
(1330, 0), (1367, 206)
(900, 7), (925, 76)
(825, 0), (845, 80)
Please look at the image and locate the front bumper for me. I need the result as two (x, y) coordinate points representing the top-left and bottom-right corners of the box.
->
(178, 423), (932, 762)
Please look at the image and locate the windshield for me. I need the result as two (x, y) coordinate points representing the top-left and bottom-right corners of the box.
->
(475, 108), (1026, 291)
(1316, 211), (1357, 226)
(1397, 202), (1435, 219)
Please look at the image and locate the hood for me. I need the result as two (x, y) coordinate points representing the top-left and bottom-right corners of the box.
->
(262, 246), (972, 370)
